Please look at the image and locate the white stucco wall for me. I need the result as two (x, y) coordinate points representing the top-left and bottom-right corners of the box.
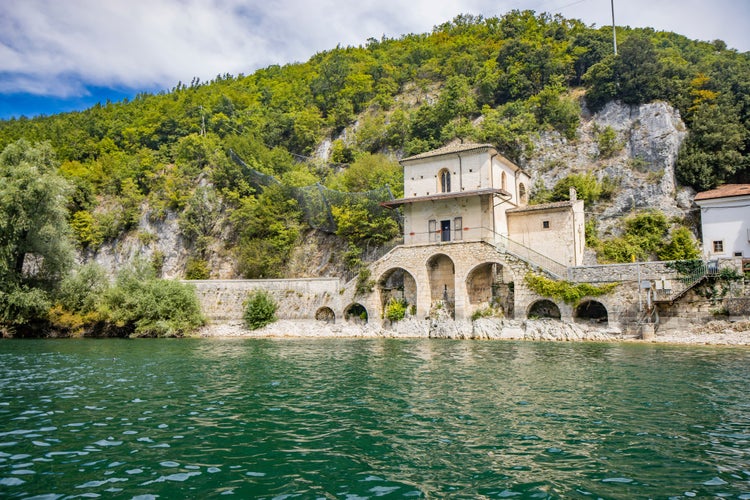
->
(697, 196), (750, 258)
(506, 200), (585, 267)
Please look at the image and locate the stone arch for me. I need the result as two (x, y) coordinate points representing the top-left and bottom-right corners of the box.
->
(574, 300), (608, 324)
(378, 267), (417, 316)
(519, 183), (528, 204)
(528, 299), (561, 320)
(427, 253), (455, 315)
(465, 262), (514, 317)
(344, 303), (368, 324)
(315, 306), (335, 324)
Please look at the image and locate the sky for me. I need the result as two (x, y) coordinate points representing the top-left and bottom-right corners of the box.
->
(1, 0), (748, 120)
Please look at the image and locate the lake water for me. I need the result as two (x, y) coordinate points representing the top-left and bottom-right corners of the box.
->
(0, 338), (749, 499)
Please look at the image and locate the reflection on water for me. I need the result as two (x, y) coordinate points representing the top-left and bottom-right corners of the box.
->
(0, 338), (748, 498)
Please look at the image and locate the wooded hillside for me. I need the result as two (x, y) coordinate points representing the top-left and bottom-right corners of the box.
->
(1, 10), (749, 334)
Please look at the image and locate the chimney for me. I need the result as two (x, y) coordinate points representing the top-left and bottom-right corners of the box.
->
(569, 187), (577, 201)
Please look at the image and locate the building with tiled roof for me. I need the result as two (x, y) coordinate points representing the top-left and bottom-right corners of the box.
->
(383, 142), (585, 267)
(694, 184), (750, 259)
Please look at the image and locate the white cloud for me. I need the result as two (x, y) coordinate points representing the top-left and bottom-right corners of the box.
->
(0, 0), (748, 98)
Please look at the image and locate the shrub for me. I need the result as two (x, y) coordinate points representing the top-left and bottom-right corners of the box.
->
(101, 264), (205, 337)
(385, 297), (407, 322)
(596, 125), (623, 158)
(185, 258), (210, 280)
(243, 290), (278, 330)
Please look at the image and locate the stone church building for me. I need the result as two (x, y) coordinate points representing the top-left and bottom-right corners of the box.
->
(383, 142), (585, 268)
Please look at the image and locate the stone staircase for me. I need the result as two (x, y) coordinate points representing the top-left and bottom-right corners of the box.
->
(490, 232), (568, 280)
(654, 261), (718, 304)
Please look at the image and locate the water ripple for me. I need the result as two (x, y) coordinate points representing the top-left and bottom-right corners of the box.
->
(0, 339), (748, 497)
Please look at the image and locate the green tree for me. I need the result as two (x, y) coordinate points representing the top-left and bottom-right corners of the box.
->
(676, 102), (747, 190)
(657, 227), (701, 261)
(100, 261), (204, 337)
(0, 140), (74, 327)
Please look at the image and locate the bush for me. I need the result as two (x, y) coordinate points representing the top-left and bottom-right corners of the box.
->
(596, 126), (622, 158)
(185, 258), (210, 280)
(385, 297), (407, 322)
(101, 264), (205, 337)
(243, 290), (278, 330)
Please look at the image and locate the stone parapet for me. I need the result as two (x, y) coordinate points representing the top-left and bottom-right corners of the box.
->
(187, 278), (340, 321)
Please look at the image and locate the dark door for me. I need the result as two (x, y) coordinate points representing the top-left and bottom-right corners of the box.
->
(441, 220), (451, 242)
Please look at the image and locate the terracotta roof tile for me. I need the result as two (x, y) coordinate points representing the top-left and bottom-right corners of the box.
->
(695, 184), (750, 201)
(506, 200), (577, 213)
(401, 142), (494, 162)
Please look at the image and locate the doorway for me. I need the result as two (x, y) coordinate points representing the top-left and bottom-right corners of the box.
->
(441, 220), (451, 242)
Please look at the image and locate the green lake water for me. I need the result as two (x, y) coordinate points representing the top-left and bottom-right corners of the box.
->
(0, 338), (749, 499)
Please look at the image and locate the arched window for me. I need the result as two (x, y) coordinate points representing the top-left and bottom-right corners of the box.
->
(501, 171), (507, 191)
(519, 183), (527, 204)
(439, 169), (451, 193)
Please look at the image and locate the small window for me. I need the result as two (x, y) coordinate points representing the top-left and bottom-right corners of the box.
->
(713, 240), (724, 253)
(542, 220), (550, 229)
(454, 217), (463, 241)
(439, 169), (451, 193)
(735, 252), (743, 257)
(428, 220), (437, 243)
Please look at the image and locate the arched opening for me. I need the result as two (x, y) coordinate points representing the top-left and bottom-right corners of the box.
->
(519, 183), (527, 205)
(575, 301), (608, 324)
(501, 171), (507, 191)
(427, 254), (455, 317)
(344, 303), (368, 324)
(466, 262), (514, 317)
(528, 299), (561, 320)
(315, 307), (335, 324)
(378, 268), (417, 318)
(439, 168), (451, 193)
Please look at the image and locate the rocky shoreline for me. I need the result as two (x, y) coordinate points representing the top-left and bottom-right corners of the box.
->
(198, 318), (750, 345)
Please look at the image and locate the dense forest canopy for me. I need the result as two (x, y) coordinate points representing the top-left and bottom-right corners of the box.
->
(0, 10), (748, 334)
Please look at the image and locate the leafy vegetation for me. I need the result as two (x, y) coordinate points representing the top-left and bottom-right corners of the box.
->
(243, 290), (278, 330)
(594, 210), (701, 263)
(384, 297), (408, 322)
(1, 11), (749, 332)
(524, 273), (618, 305)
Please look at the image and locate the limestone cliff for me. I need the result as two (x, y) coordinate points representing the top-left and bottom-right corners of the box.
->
(84, 100), (695, 278)
(524, 100), (693, 234)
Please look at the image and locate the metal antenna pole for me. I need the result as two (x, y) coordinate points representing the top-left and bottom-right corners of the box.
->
(611, 0), (618, 55)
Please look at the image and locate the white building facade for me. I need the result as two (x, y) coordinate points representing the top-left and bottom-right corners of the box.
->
(383, 142), (585, 267)
(695, 184), (750, 259)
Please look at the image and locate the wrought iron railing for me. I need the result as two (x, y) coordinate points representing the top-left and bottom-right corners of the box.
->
(654, 260), (718, 303)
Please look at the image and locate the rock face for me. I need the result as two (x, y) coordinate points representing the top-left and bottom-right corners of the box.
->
(525, 100), (692, 237)
(83, 101), (694, 278)
(200, 317), (625, 342)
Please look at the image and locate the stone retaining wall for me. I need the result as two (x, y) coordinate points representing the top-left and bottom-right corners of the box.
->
(187, 279), (341, 321)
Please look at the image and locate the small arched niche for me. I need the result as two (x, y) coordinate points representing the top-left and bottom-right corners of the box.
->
(574, 300), (608, 324)
(315, 307), (335, 324)
(528, 299), (561, 320)
(344, 303), (368, 324)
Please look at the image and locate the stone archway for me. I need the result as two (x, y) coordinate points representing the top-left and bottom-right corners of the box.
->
(466, 262), (514, 317)
(378, 267), (417, 319)
(344, 303), (368, 324)
(528, 299), (561, 320)
(315, 306), (335, 324)
(575, 300), (608, 324)
(427, 254), (455, 315)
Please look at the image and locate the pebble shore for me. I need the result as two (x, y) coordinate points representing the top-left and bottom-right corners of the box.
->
(197, 318), (750, 345)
